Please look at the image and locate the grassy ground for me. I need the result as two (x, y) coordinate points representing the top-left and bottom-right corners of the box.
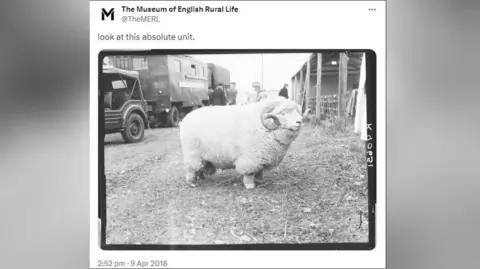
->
(104, 122), (369, 244)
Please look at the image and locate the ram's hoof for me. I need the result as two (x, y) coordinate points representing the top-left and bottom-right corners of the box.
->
(244, 183), (255, 189)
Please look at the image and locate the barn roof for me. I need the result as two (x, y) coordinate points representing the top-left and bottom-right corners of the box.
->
(291, 52), (364, 80)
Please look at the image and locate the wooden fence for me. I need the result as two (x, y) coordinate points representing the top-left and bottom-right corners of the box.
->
(292, 52), (359, 122)
(307, 94), (339, 119)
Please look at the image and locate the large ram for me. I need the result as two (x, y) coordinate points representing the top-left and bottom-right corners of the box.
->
(179, 97), (303, 189)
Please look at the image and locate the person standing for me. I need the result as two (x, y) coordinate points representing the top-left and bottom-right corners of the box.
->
(247, 89), (257, 103)
(257, 88), (268, 102)
(225, 82), (238, 105)
(249, 82), (263, 103)
(279, 83), (289, 99)
(235, 88), (249, 105)
(211, 85), (227, 106)
(208, 87), (214, 105)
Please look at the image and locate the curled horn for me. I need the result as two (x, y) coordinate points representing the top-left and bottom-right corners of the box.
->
(260, 99), (284, 130)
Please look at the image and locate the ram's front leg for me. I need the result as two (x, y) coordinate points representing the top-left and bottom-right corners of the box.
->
(242, 174), (256, 189)
(185, 171), (197, 187)
(235, 158), (261, 189)
(184, 158), (204, 188)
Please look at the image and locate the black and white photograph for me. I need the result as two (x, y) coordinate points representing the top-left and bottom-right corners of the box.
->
(99, 50), (376, 249)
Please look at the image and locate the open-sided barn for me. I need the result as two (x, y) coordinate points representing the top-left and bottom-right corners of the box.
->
(290, 52), (364, 119)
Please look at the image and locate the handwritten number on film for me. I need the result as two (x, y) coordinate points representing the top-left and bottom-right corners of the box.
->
(366, 123), (373, 167)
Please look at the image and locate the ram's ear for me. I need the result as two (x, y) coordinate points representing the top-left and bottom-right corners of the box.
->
(260, 99), (284, 130)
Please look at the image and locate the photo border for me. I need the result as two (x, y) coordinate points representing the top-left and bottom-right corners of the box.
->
(98, 49), (376, 251)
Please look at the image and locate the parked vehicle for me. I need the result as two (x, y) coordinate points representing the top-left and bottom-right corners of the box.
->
(104, 54), (210, 127)
(101, 65), (150, 143)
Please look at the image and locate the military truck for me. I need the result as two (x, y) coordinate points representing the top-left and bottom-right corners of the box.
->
(103, 54), (209, 127)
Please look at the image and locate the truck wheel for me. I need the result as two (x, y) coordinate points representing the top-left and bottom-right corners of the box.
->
(121, 113), (145, 143)
(168, 106), (180, 127)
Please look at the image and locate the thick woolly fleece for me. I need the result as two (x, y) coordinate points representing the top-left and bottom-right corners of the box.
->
(179, 97), (302, 184)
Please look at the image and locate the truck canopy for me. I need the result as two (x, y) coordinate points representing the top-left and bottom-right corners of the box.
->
(207, 63), (230, 89)
(145, 55), (209, 107)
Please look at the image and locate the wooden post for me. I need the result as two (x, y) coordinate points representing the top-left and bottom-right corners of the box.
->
(315, 53), (323, 122)
(304, 58), (311, 113)
(299, 68), (304, 105)
(293, 75), (296, 102)
(290, 74), (298, 102)
(291, 78), (294, 100)
(297, 73), (301, 103)
(337, 52), (349, 129)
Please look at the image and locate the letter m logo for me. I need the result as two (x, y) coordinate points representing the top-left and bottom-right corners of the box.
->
(101, 8), (114, 21)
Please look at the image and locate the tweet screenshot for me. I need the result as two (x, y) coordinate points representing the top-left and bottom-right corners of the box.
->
(90, 1), (385, 268)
